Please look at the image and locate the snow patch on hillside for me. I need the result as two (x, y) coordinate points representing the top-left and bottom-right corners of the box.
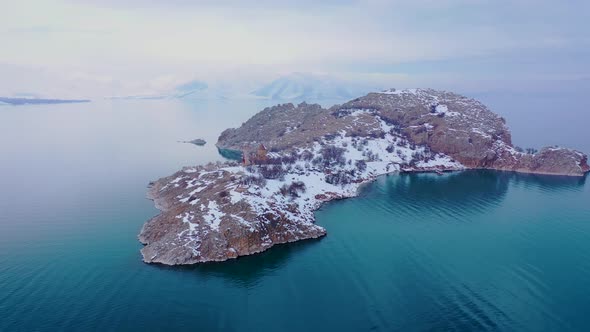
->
(378, 88), (419, 95)
(434, 104), (460, 117)
(161, 113), (464, 245)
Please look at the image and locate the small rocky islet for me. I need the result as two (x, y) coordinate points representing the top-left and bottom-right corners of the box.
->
(180, 138), (207, 146)
(139, 89), (589, 265)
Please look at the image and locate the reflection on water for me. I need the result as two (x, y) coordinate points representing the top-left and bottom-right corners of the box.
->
(159, 237), (322, 288)
(372, 171), (586, 221)
(511, 171), (587, 192)
(312, 170), (590, 331)
(376, 171), (511, 216)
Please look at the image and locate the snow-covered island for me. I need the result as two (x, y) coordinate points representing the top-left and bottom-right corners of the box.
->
(139, 89), (589, 265)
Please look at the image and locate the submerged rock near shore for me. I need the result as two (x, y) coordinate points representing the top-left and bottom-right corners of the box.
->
(139, 89), (589, 265)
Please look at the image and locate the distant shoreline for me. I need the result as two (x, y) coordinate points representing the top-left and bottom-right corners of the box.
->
(0, 97), (90, 106)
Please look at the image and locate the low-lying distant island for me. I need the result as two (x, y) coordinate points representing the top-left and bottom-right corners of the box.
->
(0, 97), (90, 106)
(139, 89), (589, 265)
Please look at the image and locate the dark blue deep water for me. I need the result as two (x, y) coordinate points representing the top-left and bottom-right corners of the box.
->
(1, 100), (589, 331)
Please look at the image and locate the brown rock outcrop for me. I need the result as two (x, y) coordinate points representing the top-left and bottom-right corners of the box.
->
(217, 88), (588, 177)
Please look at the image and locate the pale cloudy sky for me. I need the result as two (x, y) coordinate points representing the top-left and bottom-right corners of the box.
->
(1, 0), (589, 98)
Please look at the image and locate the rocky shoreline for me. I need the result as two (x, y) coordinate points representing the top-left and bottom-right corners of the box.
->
(139, 89), (589, 265)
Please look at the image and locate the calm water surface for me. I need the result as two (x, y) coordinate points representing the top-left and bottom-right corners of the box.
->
(1, 100), (589, 331)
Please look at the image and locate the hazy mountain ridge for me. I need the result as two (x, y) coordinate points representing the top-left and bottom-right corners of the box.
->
(107, 73), (375, 102)
(252, 72), (373, 101)
(107, 79), (225, 100)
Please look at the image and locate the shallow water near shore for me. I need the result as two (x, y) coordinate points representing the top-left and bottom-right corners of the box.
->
(1, 100), (590, 331)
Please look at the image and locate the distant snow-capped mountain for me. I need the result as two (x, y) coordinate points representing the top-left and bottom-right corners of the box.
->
(173, 80), (209, 98)
(109, 74), (379, 101)
(109, 80), (231, 100)
(252, 73), (371, 101)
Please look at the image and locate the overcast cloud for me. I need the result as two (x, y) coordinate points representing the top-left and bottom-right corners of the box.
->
(1, 0), (589, 98)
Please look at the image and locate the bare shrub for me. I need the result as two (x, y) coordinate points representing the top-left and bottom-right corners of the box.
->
(240, 174), (267, 187)
(355, 160), (367, 172)
(320, 145), (346, 167)
(259, 165), (286, 180)
(301, 150), (314, 161)
(279, 181), (307, 198)
(325, 171), (354, 186)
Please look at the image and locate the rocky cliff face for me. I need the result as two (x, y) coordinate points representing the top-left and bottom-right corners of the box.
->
(139, 165), (328, 264)
(218, 88), (588, 176)
(141, 89), (588, 265)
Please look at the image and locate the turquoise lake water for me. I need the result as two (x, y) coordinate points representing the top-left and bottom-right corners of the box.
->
(1, 100), (589, 331)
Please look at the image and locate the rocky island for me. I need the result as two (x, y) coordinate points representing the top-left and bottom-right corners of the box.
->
(180, 138), (207, 146)
(139, 89), (589, 265)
